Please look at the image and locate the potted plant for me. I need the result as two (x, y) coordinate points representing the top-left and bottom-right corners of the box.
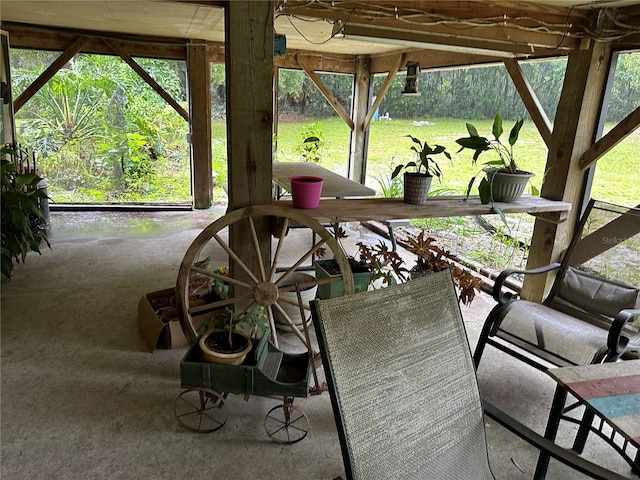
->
(405, 229), (481, 306)
(198, 305), (268, 365)
(391, 135), (451, 205)
(1, 145), (50, 279)
(315, 226), (407, 299)
(455, 113), (536, 204)
(193, 265), (268, 365)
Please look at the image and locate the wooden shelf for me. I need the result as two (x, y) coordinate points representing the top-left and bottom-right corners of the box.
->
(273, 195), (572, 224)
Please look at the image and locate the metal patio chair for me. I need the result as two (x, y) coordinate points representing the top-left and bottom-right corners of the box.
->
(473, 199), (640, 455)
(474, 199), (640, 372)
(311, 271), (624, 480)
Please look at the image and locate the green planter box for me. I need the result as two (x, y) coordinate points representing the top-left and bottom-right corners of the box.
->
(314, 259), (371, 299)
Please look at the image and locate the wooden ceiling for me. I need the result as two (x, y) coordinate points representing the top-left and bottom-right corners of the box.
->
(2, 0), (640, 72)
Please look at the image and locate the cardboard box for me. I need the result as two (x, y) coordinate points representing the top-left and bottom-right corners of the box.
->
(138, 287), (189, 351)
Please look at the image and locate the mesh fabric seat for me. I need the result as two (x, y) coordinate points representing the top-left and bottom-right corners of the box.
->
(311, 271), (623, 480)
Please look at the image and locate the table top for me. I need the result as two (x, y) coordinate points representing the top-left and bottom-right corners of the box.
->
(274, 195), (572, 224)
(272, 162), (375, 198)
(548, 360), (640, 448)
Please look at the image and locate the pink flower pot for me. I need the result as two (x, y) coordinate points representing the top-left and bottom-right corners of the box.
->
(289, 176), (323, 209)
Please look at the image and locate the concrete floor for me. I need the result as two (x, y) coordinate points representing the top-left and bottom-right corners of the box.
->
(1, 206), (637, 479)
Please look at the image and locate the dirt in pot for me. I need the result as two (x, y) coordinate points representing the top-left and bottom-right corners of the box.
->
(203, 331), (250, 354)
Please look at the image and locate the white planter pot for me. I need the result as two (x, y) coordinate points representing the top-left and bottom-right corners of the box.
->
(273, 271), (317, 326)
(483, 168), (534, 203)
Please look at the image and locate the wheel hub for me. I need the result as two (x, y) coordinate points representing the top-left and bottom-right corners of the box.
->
(253, 281), (279, 306)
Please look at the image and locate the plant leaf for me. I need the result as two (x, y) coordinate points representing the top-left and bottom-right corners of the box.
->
(478, 177), (491, 204)
(492, 112), (503, 140)
(509, 119), (524, 146)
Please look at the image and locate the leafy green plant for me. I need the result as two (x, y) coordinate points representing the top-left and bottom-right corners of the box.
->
(391, 135), (451, 180)
(375, 166), (403, 198)
(203, 305), (268, 350)
(1, 147), (50, 279)
(456, 113), (523, 174)
(455, 112), (538, 203)
(294, 122), (325, 163)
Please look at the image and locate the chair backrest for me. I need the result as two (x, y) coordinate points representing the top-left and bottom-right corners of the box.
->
(311, 270), (495, 480)
(548, 199), (640, 332)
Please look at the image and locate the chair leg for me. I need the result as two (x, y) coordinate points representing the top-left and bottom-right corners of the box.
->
(473, 308), (501, 368)
(534, 385), (568, 480)
(572, 410), (595, 454)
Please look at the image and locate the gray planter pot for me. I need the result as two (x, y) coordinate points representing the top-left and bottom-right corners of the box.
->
(483, 168), (534, 203)
(403, 172), (432, 205)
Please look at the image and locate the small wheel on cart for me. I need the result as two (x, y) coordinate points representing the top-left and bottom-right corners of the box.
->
(174, 388), (228, 433)
(264, 402), (309, 444)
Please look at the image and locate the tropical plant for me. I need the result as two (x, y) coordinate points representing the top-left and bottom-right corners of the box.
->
(455, 112), (538, 211)
(405, 230), (482, 305)
(294, 122), (326, 163)
(1, 146), (50, 279)
(204, 305), (268, 350)
(455, 112), (523, 175)
(391, 135), (451, 180)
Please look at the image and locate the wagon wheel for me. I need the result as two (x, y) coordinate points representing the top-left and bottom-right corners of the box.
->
(176, 205), (354, 350)
(264, 400), (309, 444)
(174, 388), (228, 433)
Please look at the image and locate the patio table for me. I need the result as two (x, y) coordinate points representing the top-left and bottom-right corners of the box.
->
(272, 162), (375, 198)
(534, 360), (640, 479)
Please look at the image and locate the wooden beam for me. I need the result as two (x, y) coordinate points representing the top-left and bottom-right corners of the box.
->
(297, 55), (354, 130)
(504, 58), (552, 148)
(3, 22), (187, 60)
(187, 41), (212, 209)
(569, 202), (640, 266)
(350, 56), (371, 184)
(104, 40), (188, 121)
(225, 0), (274, 298)
(522, 35), (614, 302)
(225, 0), (273, 210)
(13, 36), (89, 113)
(275, 50), (355, 74)
(364, 54), (403, 130)
(579, 105), (640, 170)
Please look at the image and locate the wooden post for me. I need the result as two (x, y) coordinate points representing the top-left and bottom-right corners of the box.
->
(350, 56), (371, 184)
(188, 41), (212, 209)
(225, 0), (273, 285)
(521, 36), (614, 301)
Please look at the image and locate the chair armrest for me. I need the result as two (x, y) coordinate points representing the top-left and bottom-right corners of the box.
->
(608, 309), (640, 356)
(493, 263), (561, 305)
(482, 400), (628, 480)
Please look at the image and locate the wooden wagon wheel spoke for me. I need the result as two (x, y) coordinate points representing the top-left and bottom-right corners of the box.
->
(247, 216), (267, 282)
(268, 217), (289, 282)
(272, 302), (311, 348)
(211, 232), (260, 285)
(273, 239), (326, 287)
(189, 265), (253, 290)
(177, 205), (354, 347)
(188, 293), (254, 317)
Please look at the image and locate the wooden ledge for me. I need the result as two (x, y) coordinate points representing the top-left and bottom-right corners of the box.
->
(273, 196), (572, 224)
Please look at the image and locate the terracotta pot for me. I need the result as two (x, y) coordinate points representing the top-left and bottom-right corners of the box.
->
(403, 172), (432, 205)
(199, 329), (252, 365)
(289, 175), (323, 209)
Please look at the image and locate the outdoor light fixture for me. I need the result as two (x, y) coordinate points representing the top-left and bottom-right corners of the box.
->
(402, 62), (420, 96)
